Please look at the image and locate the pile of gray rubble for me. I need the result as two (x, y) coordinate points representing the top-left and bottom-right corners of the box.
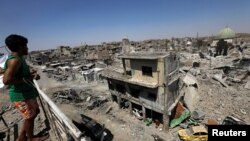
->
(175, 46), (250, 128)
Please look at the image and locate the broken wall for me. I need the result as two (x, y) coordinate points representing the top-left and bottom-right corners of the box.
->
(139, 87), (164, 112)
(130, 59), (158, 84)
(107, 79), (165, 113)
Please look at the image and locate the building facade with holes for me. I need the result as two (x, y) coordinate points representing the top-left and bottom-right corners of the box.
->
(101, 52), (180, 130)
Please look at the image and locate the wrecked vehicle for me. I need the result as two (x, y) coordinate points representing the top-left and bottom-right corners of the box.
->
(72, 114), (113, 141)
(178, 125), (208, 141)
(222, 116), (247, 125)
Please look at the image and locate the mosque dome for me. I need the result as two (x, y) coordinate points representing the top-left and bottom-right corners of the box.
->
(218, 26), (235, 39)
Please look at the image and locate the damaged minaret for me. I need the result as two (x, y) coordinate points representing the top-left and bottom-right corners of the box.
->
(122, 36), (135, 54)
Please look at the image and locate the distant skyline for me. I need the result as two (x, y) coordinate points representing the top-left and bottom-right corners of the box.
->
(1, 0), (250, 51)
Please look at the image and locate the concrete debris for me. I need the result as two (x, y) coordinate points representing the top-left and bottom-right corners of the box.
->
(184, 86), (199, 113)
(199, 52), (205, 59)
(179, 123), (189, 129)
(130, 124), (145, 139)
(86, 96), (91, 102)
(87, 96), (108, 110)
(212, 74), (229, 87)
(52, 89), (81, 104)
(183, 73), (198, 87)
(222, 116), (247, 125)
(181, 73), (200, 113)
(240, 109), (247, 115)
(201, 73), (207, 79)
(244, 80), (250, 89)
(132, 108), (143, 120)
(191, 111), (205, 120)
(188, 68), (201, 76)
(180, 66), (191, 73)
(179, 68), (186, 74)
(105, 106), (112, 114)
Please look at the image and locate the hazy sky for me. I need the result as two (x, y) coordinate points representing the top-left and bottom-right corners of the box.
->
(0, 0), (250, 51)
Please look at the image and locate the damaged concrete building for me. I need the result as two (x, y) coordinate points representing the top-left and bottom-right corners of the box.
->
(57, 46), (72, 57)
(29, 51), (50, 65)
(102, 52), (180, 130)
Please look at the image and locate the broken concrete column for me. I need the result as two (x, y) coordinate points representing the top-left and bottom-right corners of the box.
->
(163, 113), (169, 131)
(142, 105), (146, 120)
(182, 73), (199, 113)
(117, 97), (122, 109)
(129, 101), (132, 115)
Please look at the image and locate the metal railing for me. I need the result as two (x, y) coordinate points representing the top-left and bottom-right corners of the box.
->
(33, 80), (87, 141)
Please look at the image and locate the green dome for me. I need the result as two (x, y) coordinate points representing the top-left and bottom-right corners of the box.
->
(218, 27), (235, 39)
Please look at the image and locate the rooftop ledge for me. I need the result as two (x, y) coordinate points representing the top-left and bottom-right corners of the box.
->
(118, 52), (170, 60)
(101, 69), (158, 88)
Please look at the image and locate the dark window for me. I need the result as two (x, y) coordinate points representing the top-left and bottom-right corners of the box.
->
(116, 84), (126, 94)
(108, 81), (114, 90)
(142, 66), (152, 76)
(130, 88), (140, 98)
(147, 93), (157, 101)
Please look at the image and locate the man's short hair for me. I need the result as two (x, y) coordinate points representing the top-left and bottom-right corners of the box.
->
(5, 34), (28, 52)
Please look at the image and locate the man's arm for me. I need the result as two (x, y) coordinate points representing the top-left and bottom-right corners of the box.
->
(28, 65), (40, 80)
(3, 59), (23, 85)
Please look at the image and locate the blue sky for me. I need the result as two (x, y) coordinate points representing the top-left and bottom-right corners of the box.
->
(0, 0), (250, 51)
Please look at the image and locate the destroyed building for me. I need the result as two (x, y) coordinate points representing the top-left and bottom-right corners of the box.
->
(57, 46), (72, 57)
(28, 51), (50, 65)
(101, 52), (180, 130)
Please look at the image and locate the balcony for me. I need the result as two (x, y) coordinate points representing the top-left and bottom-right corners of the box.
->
(101, 69), (158, 88)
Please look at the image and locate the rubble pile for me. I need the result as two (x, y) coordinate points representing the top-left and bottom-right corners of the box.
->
(48, 86), (111, 113)
(52, 88), (81, 104)
(79, 89), (109, 110)
(178, 46), (250, 126)
(43, 68), (70, 82)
